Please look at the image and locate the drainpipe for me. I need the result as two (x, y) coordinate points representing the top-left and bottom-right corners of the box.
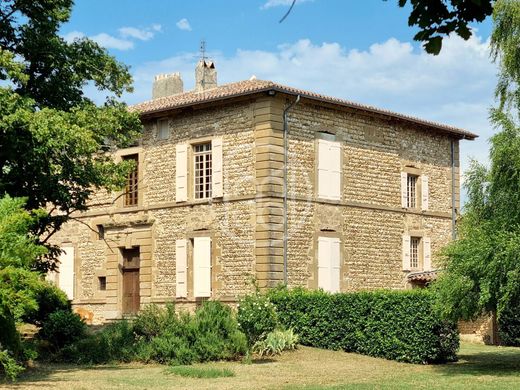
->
(451, 140), (457, 240)
(283, 95), (300, 285)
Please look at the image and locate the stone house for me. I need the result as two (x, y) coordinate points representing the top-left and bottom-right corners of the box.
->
(50, 61), (477, 324)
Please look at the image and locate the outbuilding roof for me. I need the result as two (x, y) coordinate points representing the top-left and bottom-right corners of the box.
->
(131, 79), (477, 140)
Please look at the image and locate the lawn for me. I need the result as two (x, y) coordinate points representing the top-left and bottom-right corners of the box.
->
(2, 342), (520, 390)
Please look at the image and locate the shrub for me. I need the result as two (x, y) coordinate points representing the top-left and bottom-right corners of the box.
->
(253, 329), (299, 357)
(133, 303), (177, 341)
(268, 287), (459, 364)
(237, 293), (278, 346)
(0, 349), (24, 381)
(39, 310), (86, 350)
(22, 283), (70, 327)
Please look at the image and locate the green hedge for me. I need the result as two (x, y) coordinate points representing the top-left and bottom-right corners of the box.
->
(267, 288), (459, 364)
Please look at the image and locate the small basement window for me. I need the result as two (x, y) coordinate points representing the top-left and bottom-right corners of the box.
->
(98, 276), (107, 291)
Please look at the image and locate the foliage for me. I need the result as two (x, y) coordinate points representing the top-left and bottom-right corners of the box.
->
(0, 0), (142, 270)
(167, 366), (235, 378)
(22, 284), (70, 327)
(237, 293), (278, 346)
(60, 301), (247, 366)
(0, 349), (24, 382)
(497, 271), (520, 346)
(268, 287), (459, 364)
(253, 329), (298, 357)
(395, 0), (493, 54)
(491, 0), (520, 113)
(39, 310), (86, 350)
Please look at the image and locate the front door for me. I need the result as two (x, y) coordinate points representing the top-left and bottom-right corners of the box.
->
(122, 247), (140, 315)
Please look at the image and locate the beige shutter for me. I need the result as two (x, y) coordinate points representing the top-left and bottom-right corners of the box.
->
(176, 144), (188, 202)
(175, 239), (188, 298)
(193, 237), (211, 297)
(401, 172), (408, 208)
(317, 140), (329, 199)
(317, 237), (331, 292)
(59, 247), (75, 300)
(423, 236), (431, 271)
(402, 235), (411, 271)
(330, 237), (341, 293)
(421, 175), (429, 211)
(212, 137), (223, 198)
(329, 141), (341, 201)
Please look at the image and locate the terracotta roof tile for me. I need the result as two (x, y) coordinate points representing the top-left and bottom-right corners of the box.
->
(407, 270), (439, 282)
(130, 79), (477, 139)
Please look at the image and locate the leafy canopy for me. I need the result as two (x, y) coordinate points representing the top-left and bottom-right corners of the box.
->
(0, 0), (142, 270)
(433, 1), (520, 324)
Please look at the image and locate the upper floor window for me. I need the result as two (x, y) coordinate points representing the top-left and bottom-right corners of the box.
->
(123, 154), (138, 207)
(157, 119), (169, 140)
(193, 143), (212, 199)
(407, 174), (418, 208)
(401, 171), (429, 211)
(317, 139), (341, 201)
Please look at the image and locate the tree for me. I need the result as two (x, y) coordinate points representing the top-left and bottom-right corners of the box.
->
(433, 1), (520, 344)
(0, 0), (142, 271)
(396, 0), (493, 54)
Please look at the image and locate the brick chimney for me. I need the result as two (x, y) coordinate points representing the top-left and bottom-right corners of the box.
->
(152, 72), (183, 99)
(195, 60), (217, 92)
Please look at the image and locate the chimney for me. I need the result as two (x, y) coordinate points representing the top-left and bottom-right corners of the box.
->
(195, 60), (217, 92)
(152, 72), (183, 99)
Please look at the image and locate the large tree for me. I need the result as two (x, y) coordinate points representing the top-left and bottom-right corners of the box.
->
(0, 0), (142, 270)
(433, 0), (520, 343)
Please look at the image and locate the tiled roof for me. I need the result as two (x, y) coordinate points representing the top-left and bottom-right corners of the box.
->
(407, 270), (439, 283)
(130, 79), (477, 139)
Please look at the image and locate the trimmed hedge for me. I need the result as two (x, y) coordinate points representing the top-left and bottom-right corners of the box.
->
(268, 288), (459, 364)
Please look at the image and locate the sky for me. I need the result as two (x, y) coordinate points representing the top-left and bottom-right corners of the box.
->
(63, 0), (497, 202)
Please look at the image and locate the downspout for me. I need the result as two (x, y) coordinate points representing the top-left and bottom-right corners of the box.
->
(451, 140), (457, 240)
(283, 95), (300, 285)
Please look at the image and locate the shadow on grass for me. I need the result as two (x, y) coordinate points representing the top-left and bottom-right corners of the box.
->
(1, 363), (137, 387)
(434, 346), (520, 377)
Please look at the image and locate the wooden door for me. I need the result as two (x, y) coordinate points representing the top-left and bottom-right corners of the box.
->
(122, 247), (140, 315)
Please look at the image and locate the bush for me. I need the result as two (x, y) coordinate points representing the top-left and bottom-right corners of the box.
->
(237, 293), (278, 346)
(253, 329), (298, 357)
(22, 283), (70, 327)
(268, 287), (459, 364)
(0, 349), (24, 381)
(39, 310), (86, 350)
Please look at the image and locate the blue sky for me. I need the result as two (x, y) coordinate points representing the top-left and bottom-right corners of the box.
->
(64, 0), (496, 196)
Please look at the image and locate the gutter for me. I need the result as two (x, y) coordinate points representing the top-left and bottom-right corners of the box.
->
(282, 95), (300, 285)
(451, 140), (457, 240)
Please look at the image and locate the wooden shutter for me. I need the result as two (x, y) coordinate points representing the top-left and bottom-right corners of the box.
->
(402, 235), (411, 271)
(317, 237), (331, 292)
(176, 144), (188, 202)
(421, 175), (429, 211)
(423, 237), (431, 271)
(329, 142), (341, 201)
(317, 140), (329, 199)
(175, 239), (187, 298)
(59, 247), (75, 300)
(401, 172), (408, 208)
(193, 237), (211, 297)
(330, 237), (341, 293)
(212, 137), (223, 198)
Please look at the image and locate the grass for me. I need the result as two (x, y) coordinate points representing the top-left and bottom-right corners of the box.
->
(167, 366), (235, 378)
(1, 342), (520, 389)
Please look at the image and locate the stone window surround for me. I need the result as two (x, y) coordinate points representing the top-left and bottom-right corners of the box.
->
(406, 229), (425, 272)
(114, 146), (145, 210)
(186, 135), (217, 202)
(402, 165), (424, 211)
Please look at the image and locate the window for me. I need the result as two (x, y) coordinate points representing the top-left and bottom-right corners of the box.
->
(193, 143), (212, 199)
(98, 276), (107, 291)
(317, 236), (341, 293)
(193, 237), (212, 297)
(410, 237), (420, 269)
(407, 174), (418, 208)
(157, 119), (169, 140)
(96, 224), (105, 240)
(123, 154), (138, 207)
(58, 247), (75, 300)
(317, 139), (341, 201)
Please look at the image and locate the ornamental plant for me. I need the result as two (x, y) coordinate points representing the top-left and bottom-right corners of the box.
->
(237, 293), (278, 346)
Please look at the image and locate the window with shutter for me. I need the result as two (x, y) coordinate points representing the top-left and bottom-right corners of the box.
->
(318, 236), (341, 293)
(402, 235), (411, 271)
(421, 175), (429, 211)
(59, 247), (75, 300)
(176, 239), (188, 298)
(317, 140), (341, 201)
(423, 237), (431, 271)
(193, 143), (212, 199)
(193, 237), (211, 297)
(211, 137), (223, 198)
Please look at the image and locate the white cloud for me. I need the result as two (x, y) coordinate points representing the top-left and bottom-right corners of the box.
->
(176, 18), (192, 31)
(119, 27), (155, 41)
(63, 30), (85, 43)
(261, 0), (313, 10)
(115, 33), (497, 200)
(90, 33), (134, 51)
(151, 24), (162, 32)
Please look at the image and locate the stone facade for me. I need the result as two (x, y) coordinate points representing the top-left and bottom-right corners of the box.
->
(51, 79), (474, 325)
